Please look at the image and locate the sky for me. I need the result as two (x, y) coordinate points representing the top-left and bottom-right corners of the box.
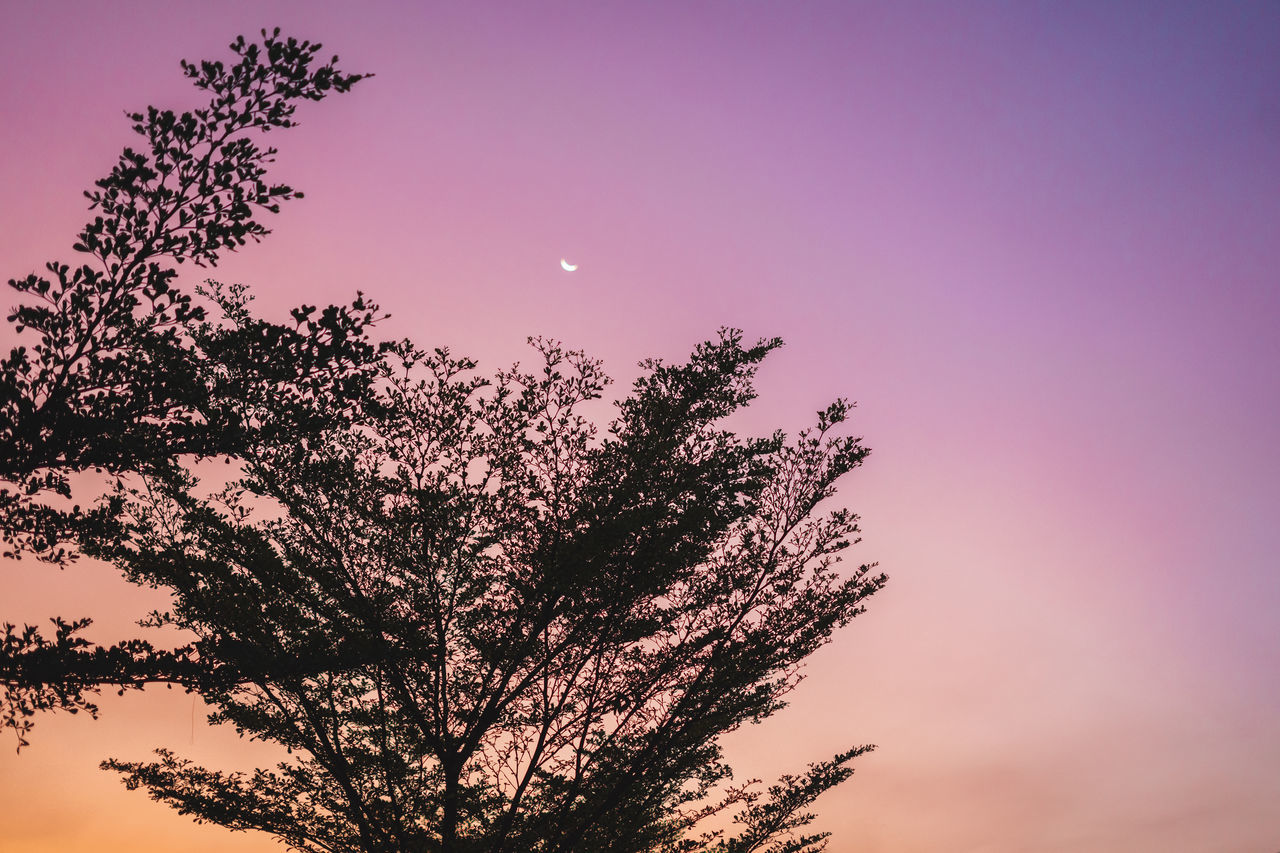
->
(1, 1), (1278, 850)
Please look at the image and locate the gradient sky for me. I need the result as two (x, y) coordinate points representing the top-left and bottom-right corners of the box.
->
(2, 2), (1278, 851)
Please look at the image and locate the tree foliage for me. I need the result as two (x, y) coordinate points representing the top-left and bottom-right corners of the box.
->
(0, 29), (374, 563)
(0, 31), (887, 853)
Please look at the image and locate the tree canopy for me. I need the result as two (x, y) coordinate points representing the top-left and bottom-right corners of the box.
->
(0, 31), (887, 853)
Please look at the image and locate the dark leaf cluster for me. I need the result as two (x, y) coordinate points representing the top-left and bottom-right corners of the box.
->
(1, 29), (373, 556)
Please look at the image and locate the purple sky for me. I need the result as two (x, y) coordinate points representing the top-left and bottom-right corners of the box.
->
(2, 2), (1278, 850)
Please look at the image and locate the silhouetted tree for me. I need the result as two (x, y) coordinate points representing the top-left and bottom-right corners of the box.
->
(1, 32), (886, 853)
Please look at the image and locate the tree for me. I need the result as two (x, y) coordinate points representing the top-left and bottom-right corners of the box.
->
(1, 32), (887, 853)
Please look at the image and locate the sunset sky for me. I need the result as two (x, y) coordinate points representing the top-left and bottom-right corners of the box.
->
(2, 2), (1278, 851)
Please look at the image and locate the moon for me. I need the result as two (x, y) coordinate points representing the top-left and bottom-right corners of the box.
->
(560, 258), (578, 272)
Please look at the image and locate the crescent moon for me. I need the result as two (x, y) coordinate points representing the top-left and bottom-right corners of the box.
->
(560, 259), (578, 272)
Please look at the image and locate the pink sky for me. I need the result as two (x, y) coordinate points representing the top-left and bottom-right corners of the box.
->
(2, 2), (1278, 851)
